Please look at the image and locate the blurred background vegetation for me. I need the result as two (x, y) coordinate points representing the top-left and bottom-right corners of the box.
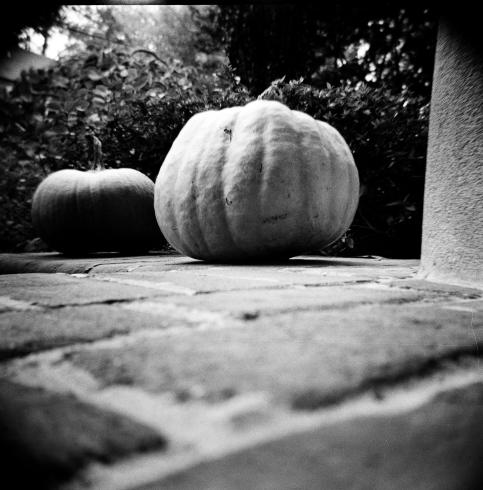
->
(0, 2), (436, 257)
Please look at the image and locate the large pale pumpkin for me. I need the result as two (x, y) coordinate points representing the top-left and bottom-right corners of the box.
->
(154, 100), (359, 261)
(32, 138), (161, 255)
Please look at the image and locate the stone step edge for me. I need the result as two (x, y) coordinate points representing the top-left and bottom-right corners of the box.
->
(0, 252), (181, 275)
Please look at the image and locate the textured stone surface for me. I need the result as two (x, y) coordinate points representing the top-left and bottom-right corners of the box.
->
(131, 255), (419, 273)
(0, 303), (182, 360)
(0, 272), (174, 307)
(89, 259), (419, 294)
(91, 269), (373, 294)
(0, 252), (419, 275)
(420, 17), (483, 286)
(0, 379), (166, 490)
(136, 383), (483, 490)
(389, 279), (483, 297)
(67, 302), (482, 407)
(0, 252), (481, 490)
(0, 251), (181, 274)
(143, 283), (430, 317)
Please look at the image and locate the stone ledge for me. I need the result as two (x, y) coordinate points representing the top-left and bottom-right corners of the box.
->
(0, 251), (181, 275)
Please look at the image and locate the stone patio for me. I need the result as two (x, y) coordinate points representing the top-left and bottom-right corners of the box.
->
(0, 252), (481, 489)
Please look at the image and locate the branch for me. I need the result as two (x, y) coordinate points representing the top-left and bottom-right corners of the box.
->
(130, 49), (168, 66)
(58, 21), (126, 44)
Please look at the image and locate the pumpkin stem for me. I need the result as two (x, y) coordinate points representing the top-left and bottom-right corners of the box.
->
(88, 135), (103, 170)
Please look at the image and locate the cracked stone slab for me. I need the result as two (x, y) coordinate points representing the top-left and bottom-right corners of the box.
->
(0, 379), (166, 490)
(0, 273), (185, 308)
(87, 253), (421, 293)
(64, 301), (482, 407)
(0, 302), (212, 361)
(130, 255), (419, 277)
(133, 382), (483, 490)
(133, 283), (434, 317)
(90, 270), (370, 295)
(88, 262), (418, 295)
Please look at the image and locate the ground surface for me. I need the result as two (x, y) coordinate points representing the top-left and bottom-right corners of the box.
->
(0, 252), (481, 490)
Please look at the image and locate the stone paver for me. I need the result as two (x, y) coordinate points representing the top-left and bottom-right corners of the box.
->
(136, 383), (483, 490)
(0, 379), (165, 490)
(0, 303), (197, 360)
(137, 283), (443, 317)
(91, 269), (370, 294)
(0, 252), (481, 490)
(87, 259), (420, 295)
(0, 272), (178, 308)
(0, 252), (419, 275)
(93, 255), (420, 278)
(65, 301), (482, 407)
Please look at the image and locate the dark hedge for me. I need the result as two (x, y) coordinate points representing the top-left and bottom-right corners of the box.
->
(1, 45), (428, 257)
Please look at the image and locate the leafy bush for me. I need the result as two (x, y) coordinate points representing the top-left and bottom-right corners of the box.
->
(258, 78), (428, 257)
(0, 43), (250, 252)
(1, 41), (428, 258)
(218, 4), (436, 98)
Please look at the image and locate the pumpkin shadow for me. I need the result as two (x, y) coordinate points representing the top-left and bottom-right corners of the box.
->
(174, 257), (369, 268)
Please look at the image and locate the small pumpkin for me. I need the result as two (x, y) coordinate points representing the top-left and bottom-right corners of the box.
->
(154, 100), (359, 262)
(32, 136), (161, 255)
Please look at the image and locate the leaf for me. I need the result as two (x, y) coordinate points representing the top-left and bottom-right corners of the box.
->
(133, 74), (150, 90)
(93, 85), (110, 97)
(86, 113), (101, 124)
(92, 96), (106, 106)
(43, 130), (61, 139)
(52, 76), (70, 89)
(86, 70), (104, 82)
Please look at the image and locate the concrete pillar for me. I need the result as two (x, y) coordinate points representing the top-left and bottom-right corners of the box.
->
(420, 16), (483, 286)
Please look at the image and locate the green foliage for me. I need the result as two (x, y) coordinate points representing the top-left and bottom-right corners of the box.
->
(59, 6), (227, 69)
(0, 43), (250, 251)
(259, 78), (428, 257)
(219, 4), (320, 94)
(218, 3), (437, 97)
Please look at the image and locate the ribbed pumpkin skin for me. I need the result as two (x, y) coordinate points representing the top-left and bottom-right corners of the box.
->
(32, 168), (161, 254)
(154, 100), (359, 261)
